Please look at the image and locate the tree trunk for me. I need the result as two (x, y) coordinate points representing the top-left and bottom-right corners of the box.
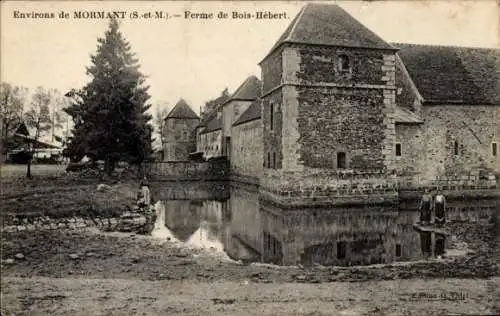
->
(104, 157), (111, 176)
(26, 159), (32, 178)
(104, 157), (116, 177)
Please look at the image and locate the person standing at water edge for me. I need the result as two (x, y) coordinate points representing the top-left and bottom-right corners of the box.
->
(140, 179), (157, 233)
(434, 189), (446, 225)
(419, 188), (432, 224)
(139, 180), (151, 206)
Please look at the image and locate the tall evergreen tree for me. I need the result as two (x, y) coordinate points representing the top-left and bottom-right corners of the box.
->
(65, 19), (153, 175)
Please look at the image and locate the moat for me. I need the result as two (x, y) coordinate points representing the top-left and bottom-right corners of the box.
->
(151, 181), (496, 266)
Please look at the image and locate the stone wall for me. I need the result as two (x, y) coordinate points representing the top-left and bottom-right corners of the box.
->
(1, 214), (142, 233)
(399, 188), (499, 213)
(260, 169), (399, 208)
(231, 119), (263, 183)
(395, 105), (500, 182)
(296, 86), (386, 170)
(199, 129), (223, 160)
(290, 44), (396, 173)
(222, 100), (253, 138)
(295, 45), (387, 86)
(163, 118), (199, 161)
(143, 158), (229, 181)
(262, 90), (284, 170)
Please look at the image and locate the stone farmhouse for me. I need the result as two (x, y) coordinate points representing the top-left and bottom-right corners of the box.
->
(163, 3), (499, 206)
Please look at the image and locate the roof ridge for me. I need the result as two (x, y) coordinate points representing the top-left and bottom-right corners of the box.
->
(285, 4), (307, 43)
(232, 76), (252, 96)
(166, 98), (199, 119)
(392, 42), (500, 50)
(224, 75), (261, 104)
(260, 2), (396, 64)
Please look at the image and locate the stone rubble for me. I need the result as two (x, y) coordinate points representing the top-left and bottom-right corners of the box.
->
(14, 253), (25, 260)
(2, 212), (149, 235)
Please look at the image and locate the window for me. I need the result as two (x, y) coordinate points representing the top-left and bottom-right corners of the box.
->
(270, 103), (274, 131)
(272, 152), (276, 169)
(267, 152), (271, 168)
(454, 141), (459, 155)
(338, 55), (350, 72)
(395, 143), (402, 157)
(337, 152), (346, 169)
(337, 241), (347, 259)
(396, 244), (402, 257)
(492, 142), (497, 157)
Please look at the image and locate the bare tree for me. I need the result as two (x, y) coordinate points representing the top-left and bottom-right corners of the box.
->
(48, 89), (67, 144)
(0, 82), (27, 159)
(24, 87), (53, 178)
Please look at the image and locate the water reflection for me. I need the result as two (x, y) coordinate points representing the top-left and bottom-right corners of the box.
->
(156, 182), (488, 266)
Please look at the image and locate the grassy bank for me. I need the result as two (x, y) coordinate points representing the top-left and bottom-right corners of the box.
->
(1, 171), (138, 224)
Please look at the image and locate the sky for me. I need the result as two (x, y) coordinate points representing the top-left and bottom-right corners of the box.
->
(1, 0), (498, 116)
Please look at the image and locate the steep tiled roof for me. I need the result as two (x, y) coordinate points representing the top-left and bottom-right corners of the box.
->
(394, 43), (500, 105)
(224, 76), (261, 104)
(14, 122), (29, 136)
(394, 107), (423, 124)
(261, 3), (395, 63)
(233, 100), (261, 126)
(201, 115), (222, 134)
(166, 99), (199, 119)
(198, 109), (217, 128)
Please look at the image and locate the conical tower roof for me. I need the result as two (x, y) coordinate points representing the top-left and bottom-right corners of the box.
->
(261, 3), (396, 63)
(166, 99), (199, 119)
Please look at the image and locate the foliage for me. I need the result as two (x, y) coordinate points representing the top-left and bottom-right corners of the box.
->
(47, 89), (70, 144)
(24, 87), (54, 177)
(202, 88), (230, 116)
(0, 82), (27, 154)
(154, 104), (169, 150)
(64, 19), (153, 174)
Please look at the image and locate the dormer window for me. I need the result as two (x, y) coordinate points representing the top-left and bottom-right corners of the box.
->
(338, 55), (350, 72)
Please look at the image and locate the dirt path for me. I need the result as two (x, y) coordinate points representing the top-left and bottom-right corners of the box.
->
(2, 276), (498, 316)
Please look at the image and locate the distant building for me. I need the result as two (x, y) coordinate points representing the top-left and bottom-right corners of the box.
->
(221, 76), (261, 157)
(231, 99), (263, 183)
(199, 110), (223, 160)
(162, 99), (200, 162)
(2, 122), (61, 163)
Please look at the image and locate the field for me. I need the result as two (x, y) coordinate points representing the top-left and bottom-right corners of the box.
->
(1, 163), (67, 178)
(1, 164), (499, 315)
